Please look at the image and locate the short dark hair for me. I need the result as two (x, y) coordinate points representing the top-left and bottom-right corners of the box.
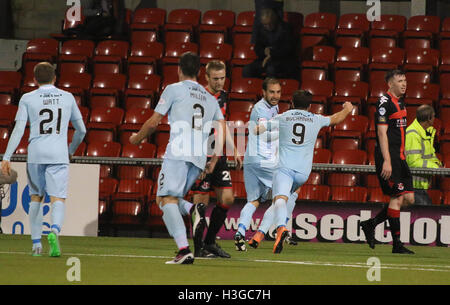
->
(385, 69), (405, 83)
(416, 104), (435, 123)
(34, 62), (56, 84)
(179, 52), (201, 78)
(262, 77), (280, 91)
(292, 90), (313, 109)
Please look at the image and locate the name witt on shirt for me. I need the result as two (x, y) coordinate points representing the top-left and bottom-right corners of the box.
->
(41, 93), (62, 106)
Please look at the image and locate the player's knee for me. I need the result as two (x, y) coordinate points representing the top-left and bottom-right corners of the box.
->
(31, 195), (44, 203)
(403, 192), (415, 206)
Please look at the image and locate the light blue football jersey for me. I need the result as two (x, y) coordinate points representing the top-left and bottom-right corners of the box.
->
(154, 80), (224, 170)
(266, 109), (330, 175)
(14, 85), (83, 164)
(243, 98), (279, 166)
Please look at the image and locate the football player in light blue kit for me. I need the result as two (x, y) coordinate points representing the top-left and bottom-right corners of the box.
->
(233, 78), (298, 251)
(130, 52), (226, 265)
(256, 90), (353, 253)
(1, 62), (86, 257)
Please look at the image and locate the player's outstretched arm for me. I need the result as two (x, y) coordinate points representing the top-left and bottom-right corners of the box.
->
(328, 102), (354, 126)
(130, 112), (164, 145)
(69, 119), (87, 157)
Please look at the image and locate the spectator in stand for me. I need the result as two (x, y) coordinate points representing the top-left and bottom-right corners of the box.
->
(243, 8), (297, 79)
(251, 0), (284, 44)
(405, 105), (442, 205)
(66, 0), (126, 38)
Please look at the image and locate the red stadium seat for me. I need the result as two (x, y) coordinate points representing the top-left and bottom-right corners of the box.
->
(167, 9), (201, 26)
(116, 165), (147, 180)
(0, 71), (22, 91)
(428, 189), (443, 205)
(334, 47), (370, 72)
(87, 141), (121, 157)
(369, 47), (405, 72)
(370, 15), (406, 39)
(313, 148), (332, 163)
(0, 127), (8, 141)
(227, 101), (254, 114)
(72, 142), (86, 156)
(303, 12), (337, 32)
(332, 149), (367, 164)
(0, 93), (12, 106)
(364, 174), (380, 188)
(301, 46), (336, 73)
(405, 83), (440, 103)
(61, 39), (95, 57)
(232, 182), (247, 199)
(279, 79), (299, 99)
(88, 107), (124, 131)
(231, 44), (257, 67)
(125, 74), (161, 100)
(133, 7), (166, 25)
(228, 111), (251, 130)
(333, 115), (369, 136)
(404, 48), (439, 73)
(91, 73), (127, 99)
(120, 108), (154, 130)
(441, 75), (450, 100)
(331, 186), (367, 202)
(199, 43), (233, 63)
(0, 104), (18, 128)
(327, 173), (359, 186)
(121, 143), (156, 158)
(86, 129), (114, 144)
(24, 38), (59, 59)
(297, 185), (330, 201)
(94, 40), (129, 74)
(300, 80), (333, 104)
(124, 96), (153, 110)
(57, 73), (92, 96)
(305, 172), (323, 185)
(337, 13), (370, 33)
(301, 69), (327, 82)
(405, 71), (431, 84)
(130, 23), (158, 44)
(162, 42), (198, 64)
(230, 169), (244, 183)
(367, 187), (390, 203)
(369, 37), (397, 49)
(236, 11), (255, 27)
(202, 9), (235, 29)
(329, 138), (360, 151)
(229, 78), (262, 101)
(111, 200), (143, 225)
(405, 15), (441, 34)
(99, 177), (119, 199)
(200, 32), (226, 46)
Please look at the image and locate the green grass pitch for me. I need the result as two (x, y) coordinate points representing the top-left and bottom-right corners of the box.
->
(0, 234), (449, 285)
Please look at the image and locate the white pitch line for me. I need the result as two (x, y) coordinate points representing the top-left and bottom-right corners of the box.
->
(1, 250), (450, 273)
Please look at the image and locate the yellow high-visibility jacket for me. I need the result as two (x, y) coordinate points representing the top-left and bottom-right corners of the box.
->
(405, 119), (442, 189)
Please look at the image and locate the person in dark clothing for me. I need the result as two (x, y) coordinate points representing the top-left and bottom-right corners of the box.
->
(65, 0), (125, 38)
(0, 0), (13, 38)
(243, 8), (297, 79)
(251, 0), (284, 43)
